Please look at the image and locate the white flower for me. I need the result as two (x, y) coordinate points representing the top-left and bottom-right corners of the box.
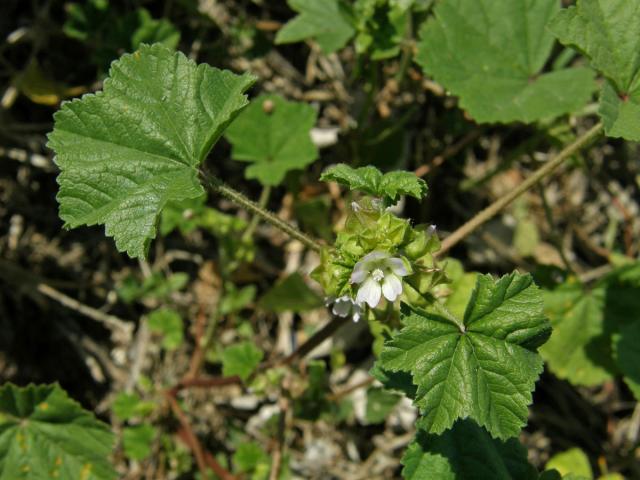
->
(350, 251), (409, 308)
(325, 295), (363, 322)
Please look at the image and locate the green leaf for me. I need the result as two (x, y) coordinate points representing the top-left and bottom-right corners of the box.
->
(112, 392), (154, 421)
(147, 308), (184, 351)
(117, 272), (189, 303)
(549, 0), (640, 140)
(220, 285), (257, 315)
(417, 0), (595, 123)
(48, 43), (256, 258)
(0, 383), (116, 479)
(378, 272), (551, 439)
(225, 94), (318, 186)
(540, 282), (617, 387)
(546, 448), (592, 479)
(614, 321), (640, 401)
(320, 164), (428, 204)
(122, 424), (157, 461)
(275, 0), (356, 54)
(401, 419), (538, 479)
(233, 442), (269, 473)
(365, 387), (400, 424)
(222, 342), (264, 381)
(258, 272), (323, 313)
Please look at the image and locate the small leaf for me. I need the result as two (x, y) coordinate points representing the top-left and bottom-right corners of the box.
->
(401, 419), (538, 479)
(549, 0), (640, 140)
(147, 308), (184, 351)
(417, 0), (595, 123)
(320, 164), (428, 203)
(0, 383), (116, 479)
(365, 387), (400, 424)
(225, 94), (318, 186)
(220, 285), (257, 315)
(258, 272), (323, 313)
(378, 272), (551, 439)
(546, 448), (593, 479)
(222, 342), (264, 381)
(233, 442), (269, 473)
(48, 43), (256, 258)
(122, 424), (157, 461)
(112, 392), (154, 421)
(275, 0), (356, 53)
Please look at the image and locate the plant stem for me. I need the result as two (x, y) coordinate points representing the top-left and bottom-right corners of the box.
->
(437, 122), (604, 257)
(200, 170), (323, 253)
(242, 185), (271, 242)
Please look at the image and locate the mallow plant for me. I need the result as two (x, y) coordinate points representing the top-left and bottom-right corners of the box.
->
(2, 0), (639, 478)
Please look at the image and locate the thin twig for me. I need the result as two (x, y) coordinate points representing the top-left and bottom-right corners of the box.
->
(437, 122), (604, 257)
(414, 129), (482, 178)
(169, 375), (242, 395)
(165, 390), (238, 480)
(200, 170), (323, 253)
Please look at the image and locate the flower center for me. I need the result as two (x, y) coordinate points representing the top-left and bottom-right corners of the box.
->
(371, 268), (385, 282)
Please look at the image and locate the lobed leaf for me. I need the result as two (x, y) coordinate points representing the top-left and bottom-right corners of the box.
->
(0, 383), (116, 479)
(417, 0), (595, 123)
(401, 419), (538, 479)
(320, 164), (428, 203)
(549, 0), (640, 140)
(378, 272), (551, 439)
(275, 0), (356, 53)
(225, 94), (318, 186)
(221, 342), (264, 381)
(48, 43), (256, 258)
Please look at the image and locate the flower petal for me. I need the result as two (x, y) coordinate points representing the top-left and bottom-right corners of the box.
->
(356, 277), (382, 308)
(350, 261), (369, 284)
(360, 250), (390, 264)
(382, 274), (403, 302)
(332, 297), (352, 317)
(386, 257), (409, 277)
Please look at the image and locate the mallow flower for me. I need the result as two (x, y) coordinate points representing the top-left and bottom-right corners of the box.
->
(325, 295), (363, 322)
(350, 251), (409, 308)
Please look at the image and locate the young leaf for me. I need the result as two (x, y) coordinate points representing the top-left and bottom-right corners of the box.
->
(320, 164), (428, 203)
(233, 442), (270, 473)
(147, 308), (184, 351)
(545, 448), (592, 479)
(549, 0), (640, 140)
(112, 392), (155, 421)
(122, 424), (157, 461)
(221, 342), (264, 381)
(416, 0), (595, 123)
(48, 43), (256, 258)
(378, 272), (551, 439)
(224, 94), (318, 186)
(275, 0), (356, 54)
(401, 420), (538, 480)
(0, 383), (116, 479)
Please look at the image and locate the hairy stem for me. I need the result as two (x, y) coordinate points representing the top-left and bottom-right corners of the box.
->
(242, 185), (272, 242)
(200, 170), (322, 253)
(437, 122), (604, 257)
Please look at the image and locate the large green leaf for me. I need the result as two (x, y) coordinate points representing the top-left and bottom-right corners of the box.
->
(614, 321), (640, 400)
(541, 264), (640, 388)
(48, 43), (256, 258)
(275, 0), (356, 53)
(540, 283), (617, 387)
(378, 272), (551, 439)
(416, 0), (595, 123)
(401, 420), (538, 479)
(0, 383), (116, 479)
(225, 94), (318, 186)
(549, 0), (640, 140)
